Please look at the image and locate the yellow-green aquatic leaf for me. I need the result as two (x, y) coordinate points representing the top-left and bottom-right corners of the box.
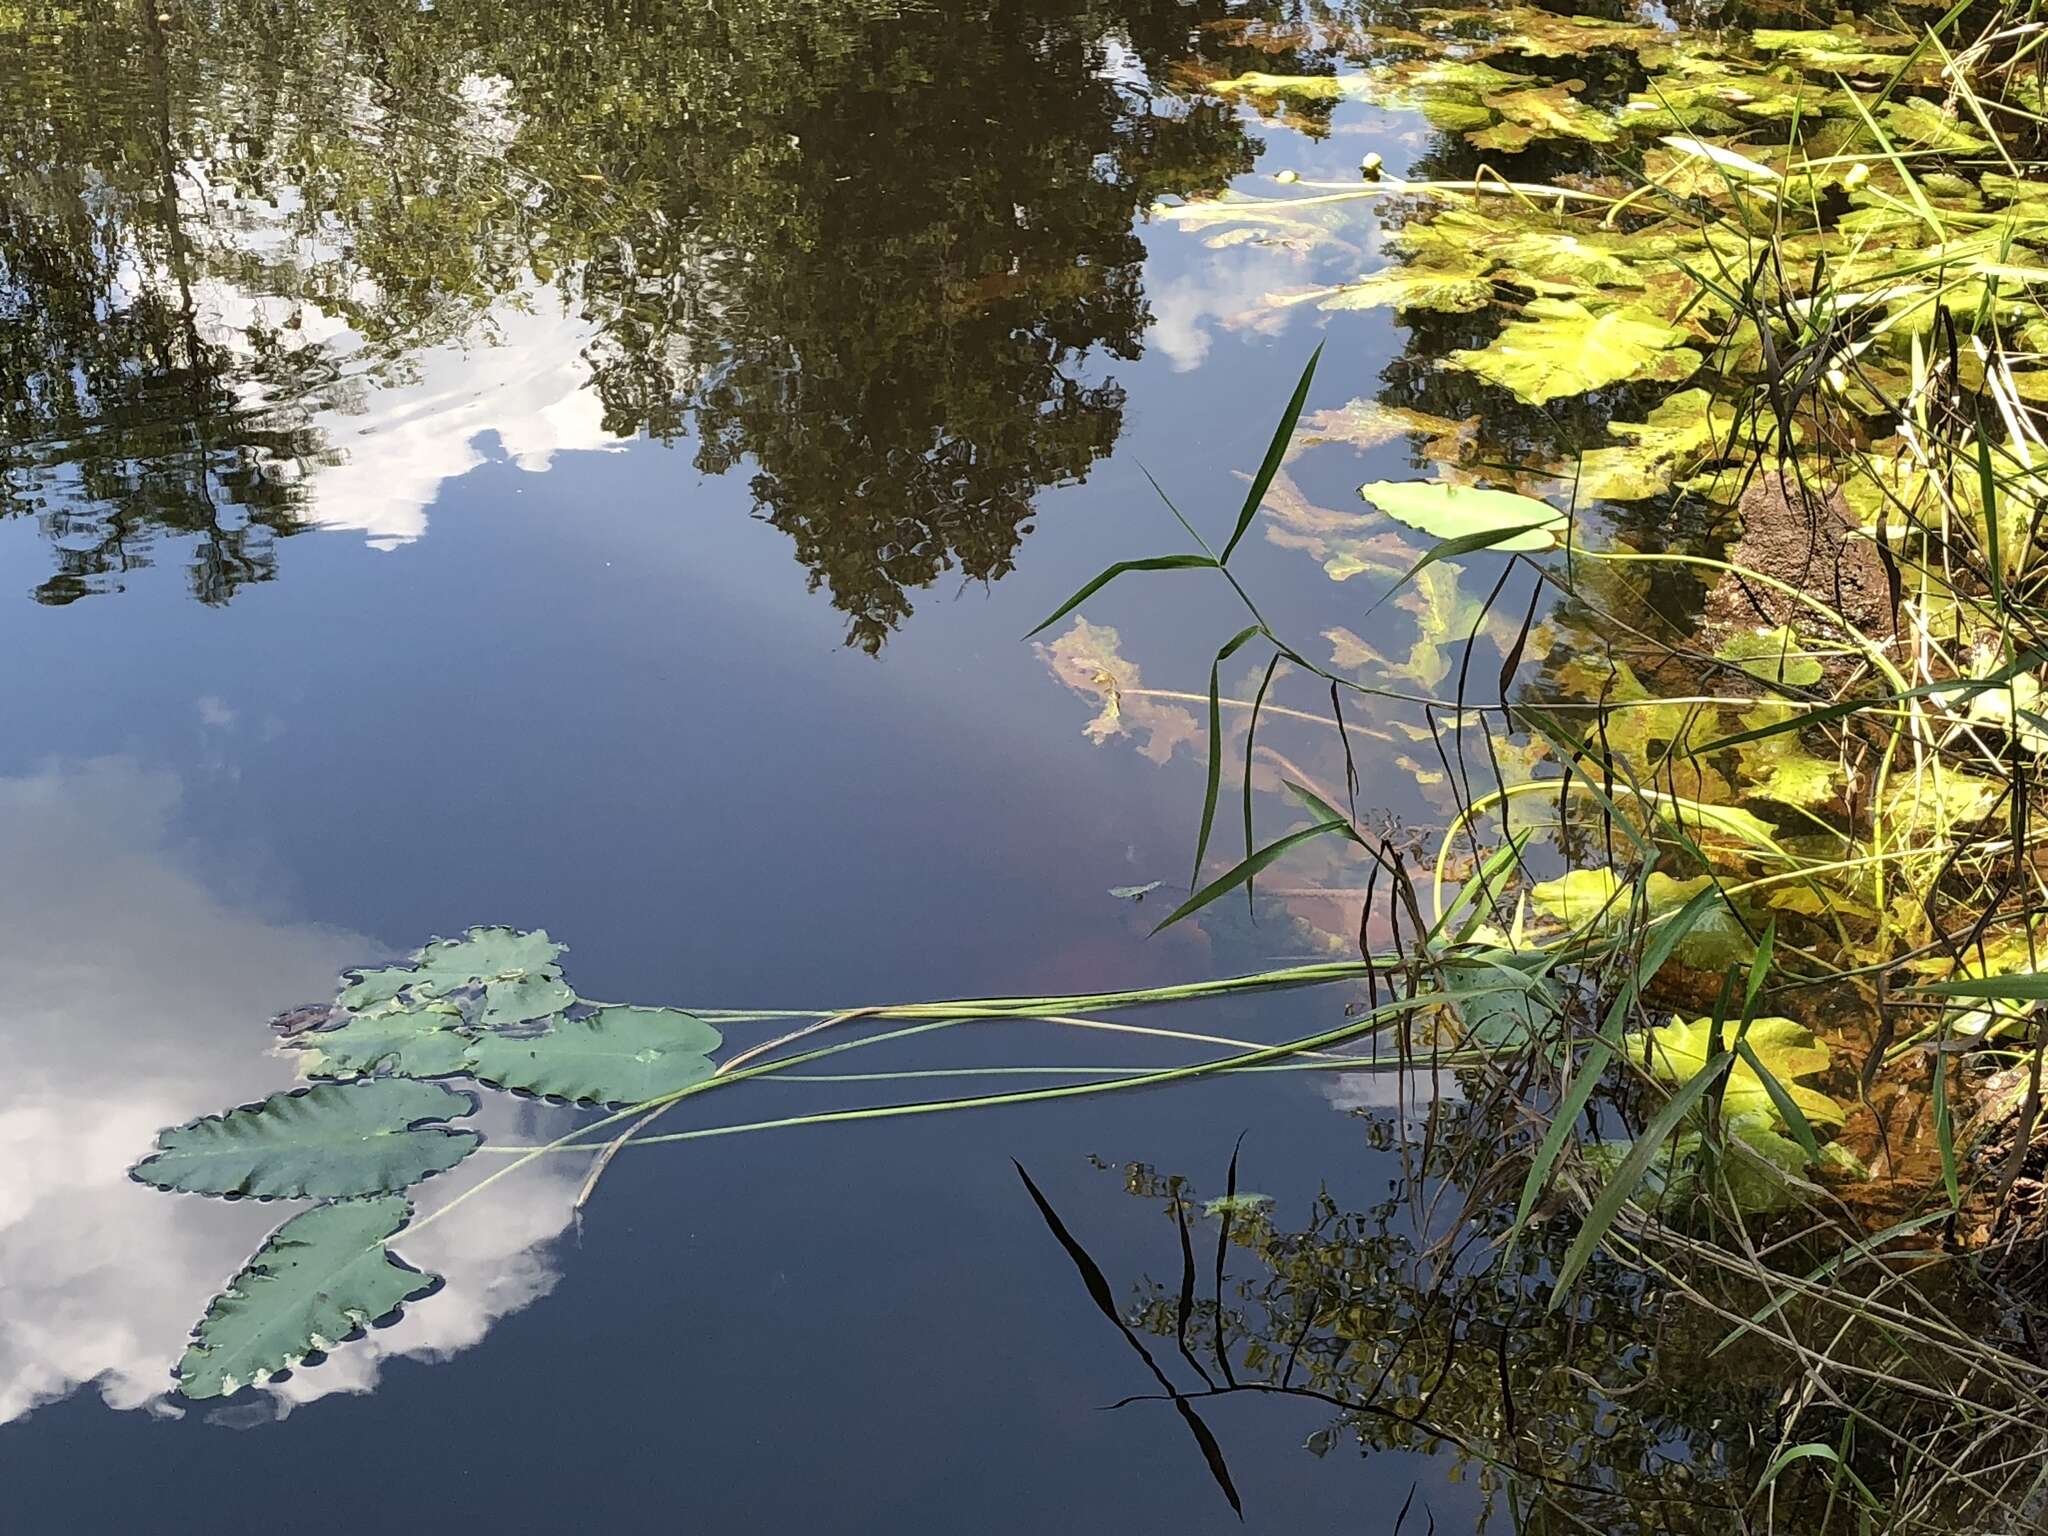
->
(1317, 264), (1495, 314)
(1558, 445), (1673, 502)
(1529, 867), (1626, 923)
(1964, 673), (2048, 755)
(1208, 72), (1372, 101)
(1733, 705), (1839, 810)
(1878, 100), (1989, 154)
(1356, 480), (1567, 550)
(1293, 400), (1473, 457)
(1446, 299), (1702, 404)
(1479, 84), (1619, 146)
(1645, 1016), (1844, 1126)
(1608, 388), (1739, 460)
(1717, 627), (1826, 687)
(1882, 767), (2006, 830)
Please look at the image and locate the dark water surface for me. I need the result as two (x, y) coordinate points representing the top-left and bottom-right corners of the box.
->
(0, 2), (1515, 1529)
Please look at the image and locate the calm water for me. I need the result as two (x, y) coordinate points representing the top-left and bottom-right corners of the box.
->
(3, 2), (1551, 1528)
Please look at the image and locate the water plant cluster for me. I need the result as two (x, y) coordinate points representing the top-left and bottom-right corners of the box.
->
(124, 0), (2048, 1526)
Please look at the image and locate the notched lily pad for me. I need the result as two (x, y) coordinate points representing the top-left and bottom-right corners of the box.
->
(132, 1078), (481, 1199)
(464, 1005), (724, 1107)
(176, 1195), (439, 1400)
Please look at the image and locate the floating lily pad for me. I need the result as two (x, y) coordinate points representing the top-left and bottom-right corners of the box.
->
(297, 1001), (474, 1079)
(132, 1078), (481, 1199)
(464, 1005), (724, 1107)
(176, 1196), (439, 1400)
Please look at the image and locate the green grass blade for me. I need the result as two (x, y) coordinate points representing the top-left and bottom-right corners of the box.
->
(1220, 342), (1322, 565)
(1509, 883), (1724, 1243)
(1151, 820), (1350, 935)
(1023, 554), (1218, 638)
(1550, 1050), (1733, 1305)
(1192, 625), (1265, 892)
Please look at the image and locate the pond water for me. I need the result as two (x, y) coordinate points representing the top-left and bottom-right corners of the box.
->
(0, 1), (1815, 1530)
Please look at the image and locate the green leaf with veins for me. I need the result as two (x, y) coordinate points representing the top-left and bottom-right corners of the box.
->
(1587, 1115), (1808, 1212)
(340, 925), (566, 1010)
(1447, 299), (1701, 404)
(132, 1078), (480, 1198)
(296, 1001), (474, 1079)
(464, 1005), (724, 1106)
(176, 1196), (438, 1400)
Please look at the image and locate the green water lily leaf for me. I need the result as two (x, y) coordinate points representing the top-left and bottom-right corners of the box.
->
(341, 926), (566, 1010)
(464, 1005), (724, 1106)
(132, 1078), (480, 1199)
(296, 1001), (474, 1079)
(176, 1196), (437, 1400)
(477, 972), (577, 1027)
(1357, 480), (1567, 550)
(1717, 627), (1826, 686)
(1447, 299), (1702, 404)
(1644, 1016), (1843, 1126)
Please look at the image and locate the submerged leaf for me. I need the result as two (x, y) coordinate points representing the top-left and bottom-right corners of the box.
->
(132, 1079), (480, 1199)
(464, 1005), (723, 1107)
(1717, 627), (1826, 686)
(177, 1195), (437, 1400)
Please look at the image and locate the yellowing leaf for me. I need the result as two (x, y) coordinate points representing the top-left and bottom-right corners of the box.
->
(1644, 1015), (1844, 1126)
(1315, 264), (1495, 314)
(1529, 867), (1626, 923)
(1717, 627), (1826, 686)
(1356, 480), (1567, 550)
(1447, 299), (1702, 404)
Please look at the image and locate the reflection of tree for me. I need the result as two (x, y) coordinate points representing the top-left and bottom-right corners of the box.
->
(0, 0), (1278, 641)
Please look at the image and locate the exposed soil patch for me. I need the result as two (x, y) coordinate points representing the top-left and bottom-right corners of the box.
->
(1702, 471), (1897, 646)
